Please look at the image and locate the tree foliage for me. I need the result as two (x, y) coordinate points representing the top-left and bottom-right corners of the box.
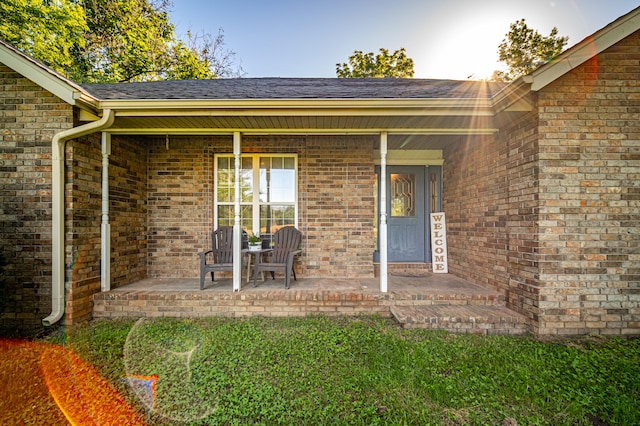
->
(493, 19), (568, 82)
(336, 48), (414, 78)
(78, 0), (179, 82)
(0, 0), (243, 83)
(0, 0), (88, 72)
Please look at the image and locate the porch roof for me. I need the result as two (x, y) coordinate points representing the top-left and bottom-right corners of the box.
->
(82, 78), (506, 100)
(79, 78), (514, 136)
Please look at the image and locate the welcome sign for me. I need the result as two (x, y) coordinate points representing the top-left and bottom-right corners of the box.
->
(430, 212), (448, 273)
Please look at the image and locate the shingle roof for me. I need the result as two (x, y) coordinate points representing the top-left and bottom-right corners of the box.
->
(81, 78), (507, 101)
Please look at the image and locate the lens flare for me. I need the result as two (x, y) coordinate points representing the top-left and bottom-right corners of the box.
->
(124, 318), (217, 422)
(122, 374), (158, 411)
(0, 339), (144, 425)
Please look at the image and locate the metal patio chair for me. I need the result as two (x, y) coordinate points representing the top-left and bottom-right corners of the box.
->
(252, 226), (302, 289)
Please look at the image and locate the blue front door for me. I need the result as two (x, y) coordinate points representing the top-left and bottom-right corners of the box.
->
(376, 165), (442, 263)
(387, 166), (425, 262)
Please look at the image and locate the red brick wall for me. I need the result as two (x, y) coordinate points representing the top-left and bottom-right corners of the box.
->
(443, 30), (640, 336)
(303, 136), (376, 277)
(146, 136), (215, 278)
(143, 135), (376, 279)
(534, 30), (640, 335)
(65, 133), (148, 322)
(444, 134), (515, 291)
(444, 113), (543, 328)
(65, 133), (102, 323)
(110, 135), (147, 287)
(0, 65), (73, 332)
(501, 113), (542, 327)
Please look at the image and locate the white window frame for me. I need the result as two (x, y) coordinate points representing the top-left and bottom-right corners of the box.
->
(214, 153), (298, 235)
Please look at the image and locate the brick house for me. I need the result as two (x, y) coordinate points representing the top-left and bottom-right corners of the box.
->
(1, 7), (638, 336)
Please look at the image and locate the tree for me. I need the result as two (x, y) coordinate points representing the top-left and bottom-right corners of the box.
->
(0, 0), (242, 83)
(493, 19), (568, 82)
(76, 0), (245, 82)
(336, 48), (414, 78)
(168, 28), (243, 81)
(0, 0), (88, 72)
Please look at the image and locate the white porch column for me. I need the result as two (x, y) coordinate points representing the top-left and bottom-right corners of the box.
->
(101, 132), (111, 292)
(379, 132), (388, 292)
(232, 132), (242, 291)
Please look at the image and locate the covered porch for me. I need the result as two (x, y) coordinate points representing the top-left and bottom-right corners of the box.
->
(55, 78), (530, 327)
(92, 274), (531, 335)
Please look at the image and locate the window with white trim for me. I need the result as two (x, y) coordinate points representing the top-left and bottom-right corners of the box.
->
(215, 154), (297, 244)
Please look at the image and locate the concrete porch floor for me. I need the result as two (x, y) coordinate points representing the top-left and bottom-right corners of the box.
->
(109, 273), (499, 297)
(93, 274), (532, 335)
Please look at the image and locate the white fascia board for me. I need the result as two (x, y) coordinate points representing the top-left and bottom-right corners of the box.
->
(106, 127), (499, 136)
(491, 79), (533, 113)
(1, 47), (75, 105)
(529, 7), (640, 91)
(0, 43), (98, 109)
(98, 98), (495, 116)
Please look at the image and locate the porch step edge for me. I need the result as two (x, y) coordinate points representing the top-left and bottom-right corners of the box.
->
(389, 293), (506, 306)
(390, 305), (531, 335)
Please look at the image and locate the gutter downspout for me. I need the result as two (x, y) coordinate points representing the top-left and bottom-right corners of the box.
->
(101, 132), (111, 292)
(43, 109), (115, 326)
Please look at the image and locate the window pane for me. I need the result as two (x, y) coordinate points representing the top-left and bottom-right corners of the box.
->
(284, 157), (295, 169)
(260, 204), (295, 237)
(430, 172), (439, 214)
(391, 173), (416, 217)
(216, 157), (234, 203)
(217, 156), (254, 202)
(217, 205), (252, 230)
(260, 156), (295, 203)
(217, 205), (233, 227)
(241, 158), (253, 202)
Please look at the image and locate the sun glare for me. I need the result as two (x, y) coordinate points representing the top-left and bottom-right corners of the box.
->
(416, 8), (516, 80)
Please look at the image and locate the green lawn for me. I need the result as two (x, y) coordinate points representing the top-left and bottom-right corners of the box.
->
(42, 316), (639, 425)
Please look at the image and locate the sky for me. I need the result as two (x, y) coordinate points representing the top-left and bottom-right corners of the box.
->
(169, 0), (640, 80)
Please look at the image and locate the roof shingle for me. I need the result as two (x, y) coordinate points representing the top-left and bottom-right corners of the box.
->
(81, 77), (507, 101)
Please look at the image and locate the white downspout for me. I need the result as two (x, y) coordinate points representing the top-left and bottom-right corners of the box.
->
(43, 109), (115, 326)
(232, 132), (242, 292)
(379, 132), (388, 292)
(101, 132), (111, 292)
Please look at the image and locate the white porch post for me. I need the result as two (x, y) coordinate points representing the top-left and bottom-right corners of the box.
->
(232, 132), (242, 291)
(101, 132), (111, 292)
(379, 132), (388, 292)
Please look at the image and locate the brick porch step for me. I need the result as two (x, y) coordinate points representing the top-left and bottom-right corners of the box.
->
(390, 305), (531, 335)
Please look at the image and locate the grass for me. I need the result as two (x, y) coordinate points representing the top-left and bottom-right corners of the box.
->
(16, 315), (640, 425)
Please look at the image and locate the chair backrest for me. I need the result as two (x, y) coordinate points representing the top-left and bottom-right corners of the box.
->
(271, 226), (302, 263)
(211, 226), (234, 264)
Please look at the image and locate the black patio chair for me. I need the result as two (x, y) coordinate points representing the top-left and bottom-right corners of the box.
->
(252, 226), (302, 289)
(199, 226), (245, 290)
